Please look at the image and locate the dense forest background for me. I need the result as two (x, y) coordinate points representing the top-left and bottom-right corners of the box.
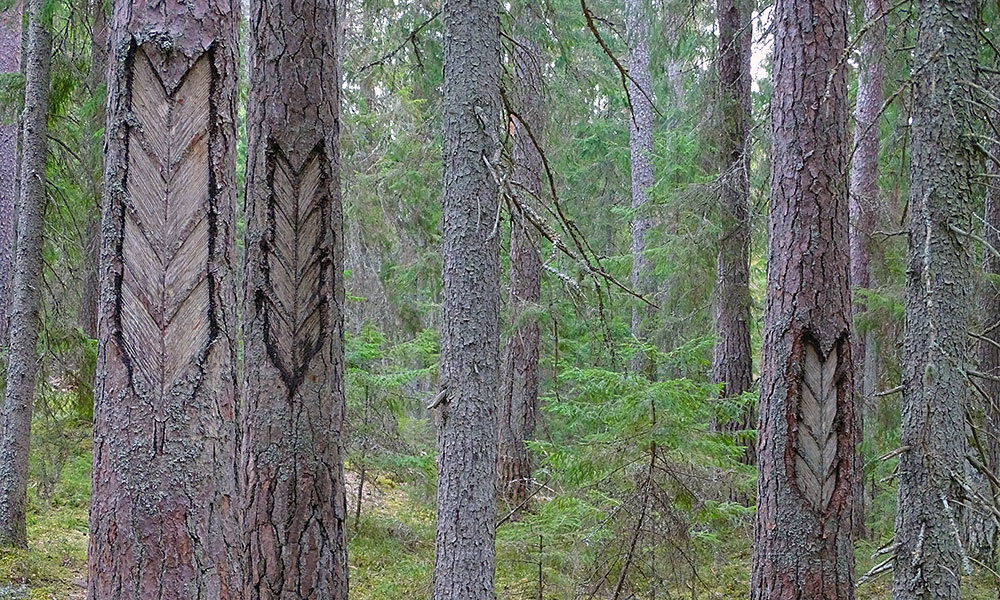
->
(0, 0), (997, 598)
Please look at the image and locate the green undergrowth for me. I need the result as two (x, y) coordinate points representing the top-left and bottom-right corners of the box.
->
(5, 437), (1000, 599)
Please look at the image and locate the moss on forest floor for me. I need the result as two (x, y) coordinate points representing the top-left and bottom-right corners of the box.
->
(3, 445), (1000, 599)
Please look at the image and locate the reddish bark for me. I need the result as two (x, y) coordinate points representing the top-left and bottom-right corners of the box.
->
(752, 0), (857, 597)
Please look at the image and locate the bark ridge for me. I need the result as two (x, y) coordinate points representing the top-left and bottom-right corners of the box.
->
(796, 343), (839, 512)
(260, 143), (330, 393)
(119, 50), (213, 406)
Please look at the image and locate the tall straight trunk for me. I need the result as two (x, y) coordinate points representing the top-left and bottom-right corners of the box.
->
(751, 0), (857, 597)
(0, 1), (20, 347)
(497, 2), (543, 505)
(970, 145), (1000, 563)
(79, 0), (109, 340)
(712, 0), (753, 464)
(87, 1), (243, 596)
(848, 0), (887, 539)
(0, 0), (49, 549)
(891, 2), (979, 598)
(626, 0), (655, 376)
(434, 1), (501, 599)
(241, 0), (349, 597)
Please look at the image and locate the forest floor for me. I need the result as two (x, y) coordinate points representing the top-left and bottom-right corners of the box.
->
(1, 434), (999, 599)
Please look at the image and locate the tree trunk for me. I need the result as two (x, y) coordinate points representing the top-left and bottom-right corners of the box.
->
(0, 1), (20, 347)
(87, 2), (243, 596)
(497, 2), (543, 505)
(891, 2), (979, 598)
(712, 0), (753, 465)
(434, 0), (501, 599)
(751, 0), (857, 597)
(0, 0), (48, 549)
(848, 0), (887, 540)
(241, 0), (349, 597)
(969, 144), (1000, 564)
(626, 0), (655, 376)
(79, 0), (109, 341)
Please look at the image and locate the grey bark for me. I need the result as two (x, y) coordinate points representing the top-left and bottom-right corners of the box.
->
(241, 0), (349, 597)
(751, 0), (857, 597)
(88, 1), (243, 596)
(626, 0), (655, 376)
(497, 2), (543, 505)
(711, 0), (753, 464)
(434, 0), (501, 599)
(0, 0), (49, 549)
(890, 1), (979, 599)
(0, 1), (20, 347)
(848, 0), (888, 539)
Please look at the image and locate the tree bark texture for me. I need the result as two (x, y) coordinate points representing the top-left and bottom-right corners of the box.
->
(891, 2), (979, 598)
(241, 0), (349, 597)
(88, 2), (242, 597)
(434, 1), (501, 599)
(848, 0), (887, 539)
(626, 0), (655, 376)
(0, 1), (20, 347)
(751, 1), (857, 598)
(0, 0), (49, 549)
(497, 2), (543, 505)
(712, 0), (753, 464)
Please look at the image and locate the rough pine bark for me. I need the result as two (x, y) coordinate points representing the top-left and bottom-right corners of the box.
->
(848, 0), (887, 539)
(497, 2), (543, 505)
(0, 0), (49, 549)
(241, 0), (349, 597)
(434, 1), (501, 599)
(712, 0), (753, 464)
(751, 1), (857, 598)
(626, 0), (655, 376)
(891, 2), (979, 598)
(87, 1), (243, 596)
(0, 0), (20, 347)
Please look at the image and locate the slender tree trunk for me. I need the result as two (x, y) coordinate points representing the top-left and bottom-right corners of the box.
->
(969, 145), (1000, 564)
(712, 0), (753, 465)
(434, 1), (501, 598)
(626, 0), (655, 376)
(497, 2), (543, 505)
(0, 0), (48, 549)
(751, 0), (857, 597)
(0, 1), (20, 347)
(848, 0), (887, 540)
(79, 0), (108, 341)
(87, 2), (243, 596)
(241, 0), (349, 597)
(891, 3), (979, 598)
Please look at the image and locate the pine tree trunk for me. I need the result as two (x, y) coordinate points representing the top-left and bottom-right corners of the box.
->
(87, 2), (243, 596)
(891, 3), (979, 597)
(241, 0), (349, 597)
(751, 0), (857, 597)
(969, 145), (1000, 564)
(626, 0), (655, 376)
(0, 0), (49, 549)
(497, 2), (543, 505)
(434, 1), (501, 598)
(848, 0), (887, 540)
(0, 1), (20, 347)
(712, 0), (753, 465)
(79, 0), (108, 341)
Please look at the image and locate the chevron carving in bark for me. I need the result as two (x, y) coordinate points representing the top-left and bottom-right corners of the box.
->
(117, 50), (214, 405)
(794, 342), (840, 512)
(259, 144), (330, 393)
